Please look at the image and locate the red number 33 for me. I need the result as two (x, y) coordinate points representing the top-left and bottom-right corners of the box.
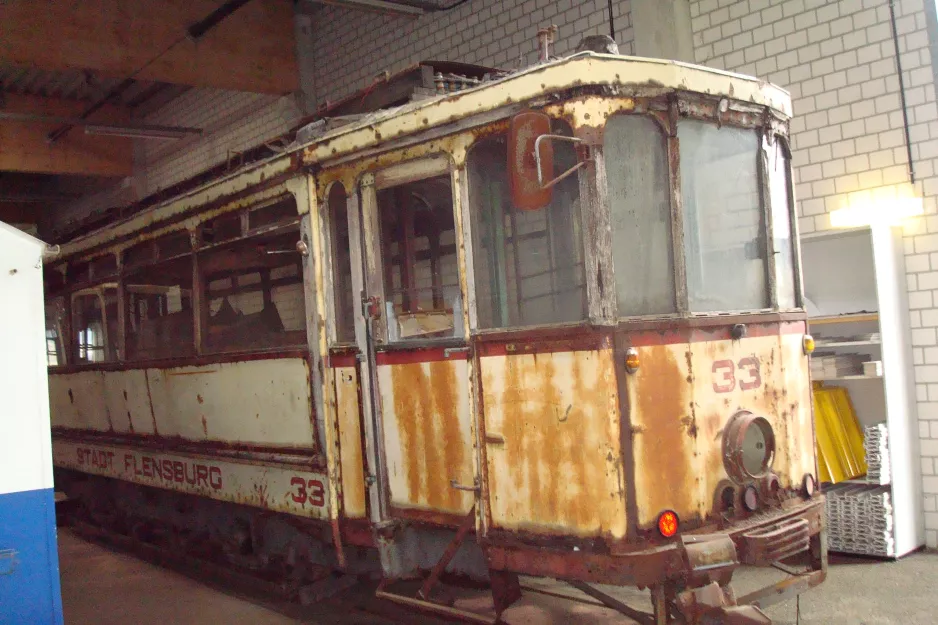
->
(712, 357), (761, 393)
(290, 477), (325, 507)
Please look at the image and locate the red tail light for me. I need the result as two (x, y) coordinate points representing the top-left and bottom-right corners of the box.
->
(657, 510), (679, 538)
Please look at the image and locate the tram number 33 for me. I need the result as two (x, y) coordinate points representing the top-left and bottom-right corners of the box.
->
(290, 477), (326, 507)
(712, 357), (762, 393)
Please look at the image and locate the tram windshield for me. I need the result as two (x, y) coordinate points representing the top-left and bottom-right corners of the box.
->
(467, 120), (586, 329)
(602, 114), (797, 318)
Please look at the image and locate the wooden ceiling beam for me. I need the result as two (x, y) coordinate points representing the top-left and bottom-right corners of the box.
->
(0, 203), (39, 225)
(0, 94), (134, 176)
(0, 0), (298, 94)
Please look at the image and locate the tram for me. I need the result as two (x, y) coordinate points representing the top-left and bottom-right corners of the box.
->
(45, 47), (825, 624)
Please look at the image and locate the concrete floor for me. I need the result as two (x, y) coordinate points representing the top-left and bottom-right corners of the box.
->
(58, 528), (938, 624)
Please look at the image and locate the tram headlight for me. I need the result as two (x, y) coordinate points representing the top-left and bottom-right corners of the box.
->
(722, 410), (776, 482)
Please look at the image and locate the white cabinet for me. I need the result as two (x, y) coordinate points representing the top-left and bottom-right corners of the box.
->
(801, 225), (924, 557)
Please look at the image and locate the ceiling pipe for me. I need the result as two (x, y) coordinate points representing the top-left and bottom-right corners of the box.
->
(45, 0), (258, 145)
(0, 111), (202, 139)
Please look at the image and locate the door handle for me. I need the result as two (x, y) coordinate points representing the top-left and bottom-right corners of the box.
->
(443, 347), (469, 359)
(450, 479), (480, 493)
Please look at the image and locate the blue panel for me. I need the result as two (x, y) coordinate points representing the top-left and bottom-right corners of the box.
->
(0, 488), (63, 625)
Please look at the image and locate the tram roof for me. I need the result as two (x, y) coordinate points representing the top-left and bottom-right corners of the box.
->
(300, 52), (792, 166)
(55, 53), (791, 261)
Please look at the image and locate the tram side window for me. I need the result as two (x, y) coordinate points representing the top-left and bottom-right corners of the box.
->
(679, 121), (768, 312)
(201, 224), (307, 353)
(604, 115), (676, 316)
(767, 137), (797, 309)
(328, 183), (356, 344)
(73, 288), (118, 363)
(124, 234), (195, 361)
(467, 128), (586, 329)
(45, 297), (66, 366)
(377, 175), (462, 341)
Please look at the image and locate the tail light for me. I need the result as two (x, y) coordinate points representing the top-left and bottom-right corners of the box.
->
(657, 510), (679, 538)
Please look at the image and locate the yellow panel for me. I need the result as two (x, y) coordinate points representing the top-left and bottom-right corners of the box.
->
(481, 349), (626, 539)
(377, 359), (474, 515)
(812, 386), (865, 484)
(334, 366), (367, 519)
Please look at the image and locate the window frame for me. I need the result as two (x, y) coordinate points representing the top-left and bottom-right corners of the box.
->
(358, 154), (465, 347)
(322, 180), (357, 347)
(596, 101), (802, 321)
(464, 119), (591, 334)
(47, 193), (311, 371)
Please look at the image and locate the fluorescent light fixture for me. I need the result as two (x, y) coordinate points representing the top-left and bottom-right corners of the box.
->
(84, 124), (203, 141)
(314, 0), (425, 16)
(829, 194), (924, 228)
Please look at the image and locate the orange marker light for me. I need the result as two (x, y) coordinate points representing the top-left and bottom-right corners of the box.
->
(657, 510), (679, 538)
(625, 348), (641, 373)
(803, 335), (816, 355)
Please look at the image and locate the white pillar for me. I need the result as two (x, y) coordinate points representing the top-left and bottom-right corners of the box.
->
(629, 0), (694, 62)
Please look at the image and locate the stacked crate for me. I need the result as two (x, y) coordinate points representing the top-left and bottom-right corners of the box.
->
(825, 484), (895, 557)
(864, 423), (891, 486)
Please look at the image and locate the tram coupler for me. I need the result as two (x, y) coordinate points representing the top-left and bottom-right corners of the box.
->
(675, 582), (770, 625)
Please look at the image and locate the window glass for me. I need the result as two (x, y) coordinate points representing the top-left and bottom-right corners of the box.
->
(467, 123), (586, 329)
(73, 287), (118, 363)
(124, 238), (195, 361)
(328, 184), (355, 344)
(377, 174), (462, 341)
(604, 115), (676, 316)
(767, 136), (797, 309)
(679, 121), (768, 312)
(201, 225), (307, 353)
(45, 297), (66, 366)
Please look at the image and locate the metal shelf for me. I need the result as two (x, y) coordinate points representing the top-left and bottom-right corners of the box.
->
(813, 373), (884, 382)
(816, 340), (881, 348)
(810, 313), (879, 325)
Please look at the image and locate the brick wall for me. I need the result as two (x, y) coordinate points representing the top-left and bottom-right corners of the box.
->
(54, 89), (301, 234)
(137, 88), (302, 197)
(690, 0), (938, 547)
(308, 0), (632, 106)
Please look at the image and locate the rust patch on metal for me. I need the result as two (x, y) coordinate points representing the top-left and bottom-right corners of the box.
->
(388, 360), (469, 513)
(334, 366), (366, 518)
(201, 415), (208, 436)
(197, 394), (204, 404)
(482, 346), (626, 539)
(143, 371), (158, 435)
(631, 345), (695, 527)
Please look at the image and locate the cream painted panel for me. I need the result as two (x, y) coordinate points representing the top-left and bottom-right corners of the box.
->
(146, 358), (315, 448)
(53, 440), (329, 519)
(49, 371), (110, 431)
(376, 359), (474, 516)
(101, 369), (156, 435)
(481, 349), (626, 539)
(629, 331), (814, 528)
(334, 366), (367, 518)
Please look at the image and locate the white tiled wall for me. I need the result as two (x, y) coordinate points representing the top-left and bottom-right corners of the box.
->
(691, 0), (938, 547)
(137, 88), (302, 197)
(308, 0), (632, 105)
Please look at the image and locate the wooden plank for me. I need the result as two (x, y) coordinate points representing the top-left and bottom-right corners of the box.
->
(809, 313), (880, 325)
(0, 0), (297, 94)
(0, 94), (133, 176)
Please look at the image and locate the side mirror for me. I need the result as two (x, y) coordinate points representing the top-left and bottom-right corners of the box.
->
(509, 111), (554, 211)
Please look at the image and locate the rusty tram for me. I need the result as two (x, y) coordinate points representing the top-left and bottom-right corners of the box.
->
(45, 50), (825, 624)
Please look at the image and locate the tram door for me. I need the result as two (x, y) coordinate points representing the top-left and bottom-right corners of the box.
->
(357, 157), (476, 525)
